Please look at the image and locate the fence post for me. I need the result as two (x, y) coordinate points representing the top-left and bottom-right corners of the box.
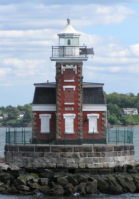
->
(23, 128), (25, 144)
(124, 128), (125, 145)
(14, 128), (16, 144)
(116, 128), (117, 145)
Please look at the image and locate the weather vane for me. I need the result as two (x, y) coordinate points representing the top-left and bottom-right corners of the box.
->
(67, 18), (70, 25)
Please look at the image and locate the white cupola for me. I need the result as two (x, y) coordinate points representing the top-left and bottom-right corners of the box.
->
(58, 19), (80, 47)
(50, 19), (88, 62)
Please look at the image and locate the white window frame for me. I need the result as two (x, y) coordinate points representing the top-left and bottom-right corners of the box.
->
(63, 85), (75, 90)
(87, 114), (99, 133)
(63, 114), (76, 134)
(39, 114), (51, 133)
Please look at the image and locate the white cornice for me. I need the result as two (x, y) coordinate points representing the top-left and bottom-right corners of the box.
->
(32, 104), (107, 112)
(32, 105), (56, 111)
(83, 104), (107, 111)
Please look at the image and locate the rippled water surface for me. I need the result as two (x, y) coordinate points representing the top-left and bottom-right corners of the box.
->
(0, 127), (139, 199)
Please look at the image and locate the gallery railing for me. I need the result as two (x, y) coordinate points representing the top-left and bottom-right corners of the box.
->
(51, 46), (88, 58)
(5, 128), (133, 145)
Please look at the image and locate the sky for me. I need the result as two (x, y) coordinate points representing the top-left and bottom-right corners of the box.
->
(0, 0), (139, 106)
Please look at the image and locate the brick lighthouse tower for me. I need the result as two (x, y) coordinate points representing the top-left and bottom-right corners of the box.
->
(51, 19), (88, 142)
(32, 19), (107, 144)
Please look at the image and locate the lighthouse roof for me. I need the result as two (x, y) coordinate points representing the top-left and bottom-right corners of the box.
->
(33, 82), (106, 105)
(58, 19), (80, 36)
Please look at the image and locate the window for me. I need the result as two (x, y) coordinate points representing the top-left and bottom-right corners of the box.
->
(67, 39), (71, 45)
(87, 114), (99, 133)
(64, 88), (74, 103)
(63, 114), (76, 134)
(63, 86), (75, 105)
(39, 114), (51, 133)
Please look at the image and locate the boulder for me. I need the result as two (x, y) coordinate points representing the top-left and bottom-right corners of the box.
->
(39, 185), (50, 194)
(65, 183), (75, 195)
(106, 175), (123, 194)
(0, 172), (13, 183)
(74, 174), (88, 183)
(40, 169), (54, 179)
(76, 182), (86, 195)
(17, 185), (30, 191)
(86, 180), (97, 194)
(116, 174), (136, 193)
(96, 176), (110, 193)
(67, 175), (78, 185)
(0, 182), (6, 192)
(132, 173), (139, 191)
(16, 173), (39, 185)
(49, 184), (64, 196)
(0, 163), (9, 171)
(27, 182), (40, 190)
(39, 178), (49, 185)
(57, 176), (69, 186)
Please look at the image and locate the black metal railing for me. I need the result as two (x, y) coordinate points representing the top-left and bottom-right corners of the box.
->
(5, 128), (134, 145)
(107, 128), (133, 144)
(6, 128), (32, 144)
(51, 46), (88, 58)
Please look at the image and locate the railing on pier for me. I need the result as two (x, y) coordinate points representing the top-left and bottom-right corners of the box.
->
(107, 128), (133, 144)
(6, 128), (32, 144)
(51, 46), (88, 58)
(5, 128), (133, 145)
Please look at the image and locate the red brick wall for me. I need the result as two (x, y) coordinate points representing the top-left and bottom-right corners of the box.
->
(64, 88), (74, 103)
(32, 111), (56, 139)
(63, 69), (75, 80)
(56, 63), (83, 139)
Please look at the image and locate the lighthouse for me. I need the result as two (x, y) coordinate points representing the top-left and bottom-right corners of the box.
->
(32, 19), (107, 144)
(5, 20), (135, 170)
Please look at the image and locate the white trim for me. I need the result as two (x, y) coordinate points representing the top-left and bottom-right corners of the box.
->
(63, 114), (76, 134)
(32, 105), (56, 111)
(39, 114), (51, 133)
(87, 113), (99, 119)
(32, 104), (107, 112)
(61, 64), (77, 74)
(63, 113), (76, 119)
(83, 104), (107, 111)
(64, 80), (74, 82)
(63, 85), (75, 90)
(50, 57), (88, 62)
(64, 102), (74, 105)
(87, 113), (99, 133)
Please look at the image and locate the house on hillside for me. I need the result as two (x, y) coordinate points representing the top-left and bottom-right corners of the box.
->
(123, 108), (138, 115)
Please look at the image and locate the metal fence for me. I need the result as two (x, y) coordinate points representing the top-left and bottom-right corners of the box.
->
(107, 128), (133, 144)
(5, 128), (133, 145)
(6, 128), (32, 144)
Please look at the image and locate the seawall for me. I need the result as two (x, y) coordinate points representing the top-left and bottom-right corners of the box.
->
(5, 144), (136, 168)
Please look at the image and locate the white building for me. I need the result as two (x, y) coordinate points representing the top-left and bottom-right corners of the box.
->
(123, 108), (138, 115)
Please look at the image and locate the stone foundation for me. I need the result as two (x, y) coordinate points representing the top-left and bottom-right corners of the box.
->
(5, 144), (136, 168)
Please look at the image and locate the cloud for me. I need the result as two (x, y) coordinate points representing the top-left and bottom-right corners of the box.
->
(0, 3), (135, 32)
(3, 58), (47, 77)
(1, 0), (139, 5)
(130, 44), (139, 56)
(0, 68), (11, 77)
(0, 29), (55, 39)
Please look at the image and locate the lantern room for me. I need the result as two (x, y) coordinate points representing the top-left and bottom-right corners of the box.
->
(51, 19), (90, 61)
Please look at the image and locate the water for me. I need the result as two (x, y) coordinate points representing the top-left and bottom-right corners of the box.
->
(0, 127), (139, 199)
(1, 193), (139, 199)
